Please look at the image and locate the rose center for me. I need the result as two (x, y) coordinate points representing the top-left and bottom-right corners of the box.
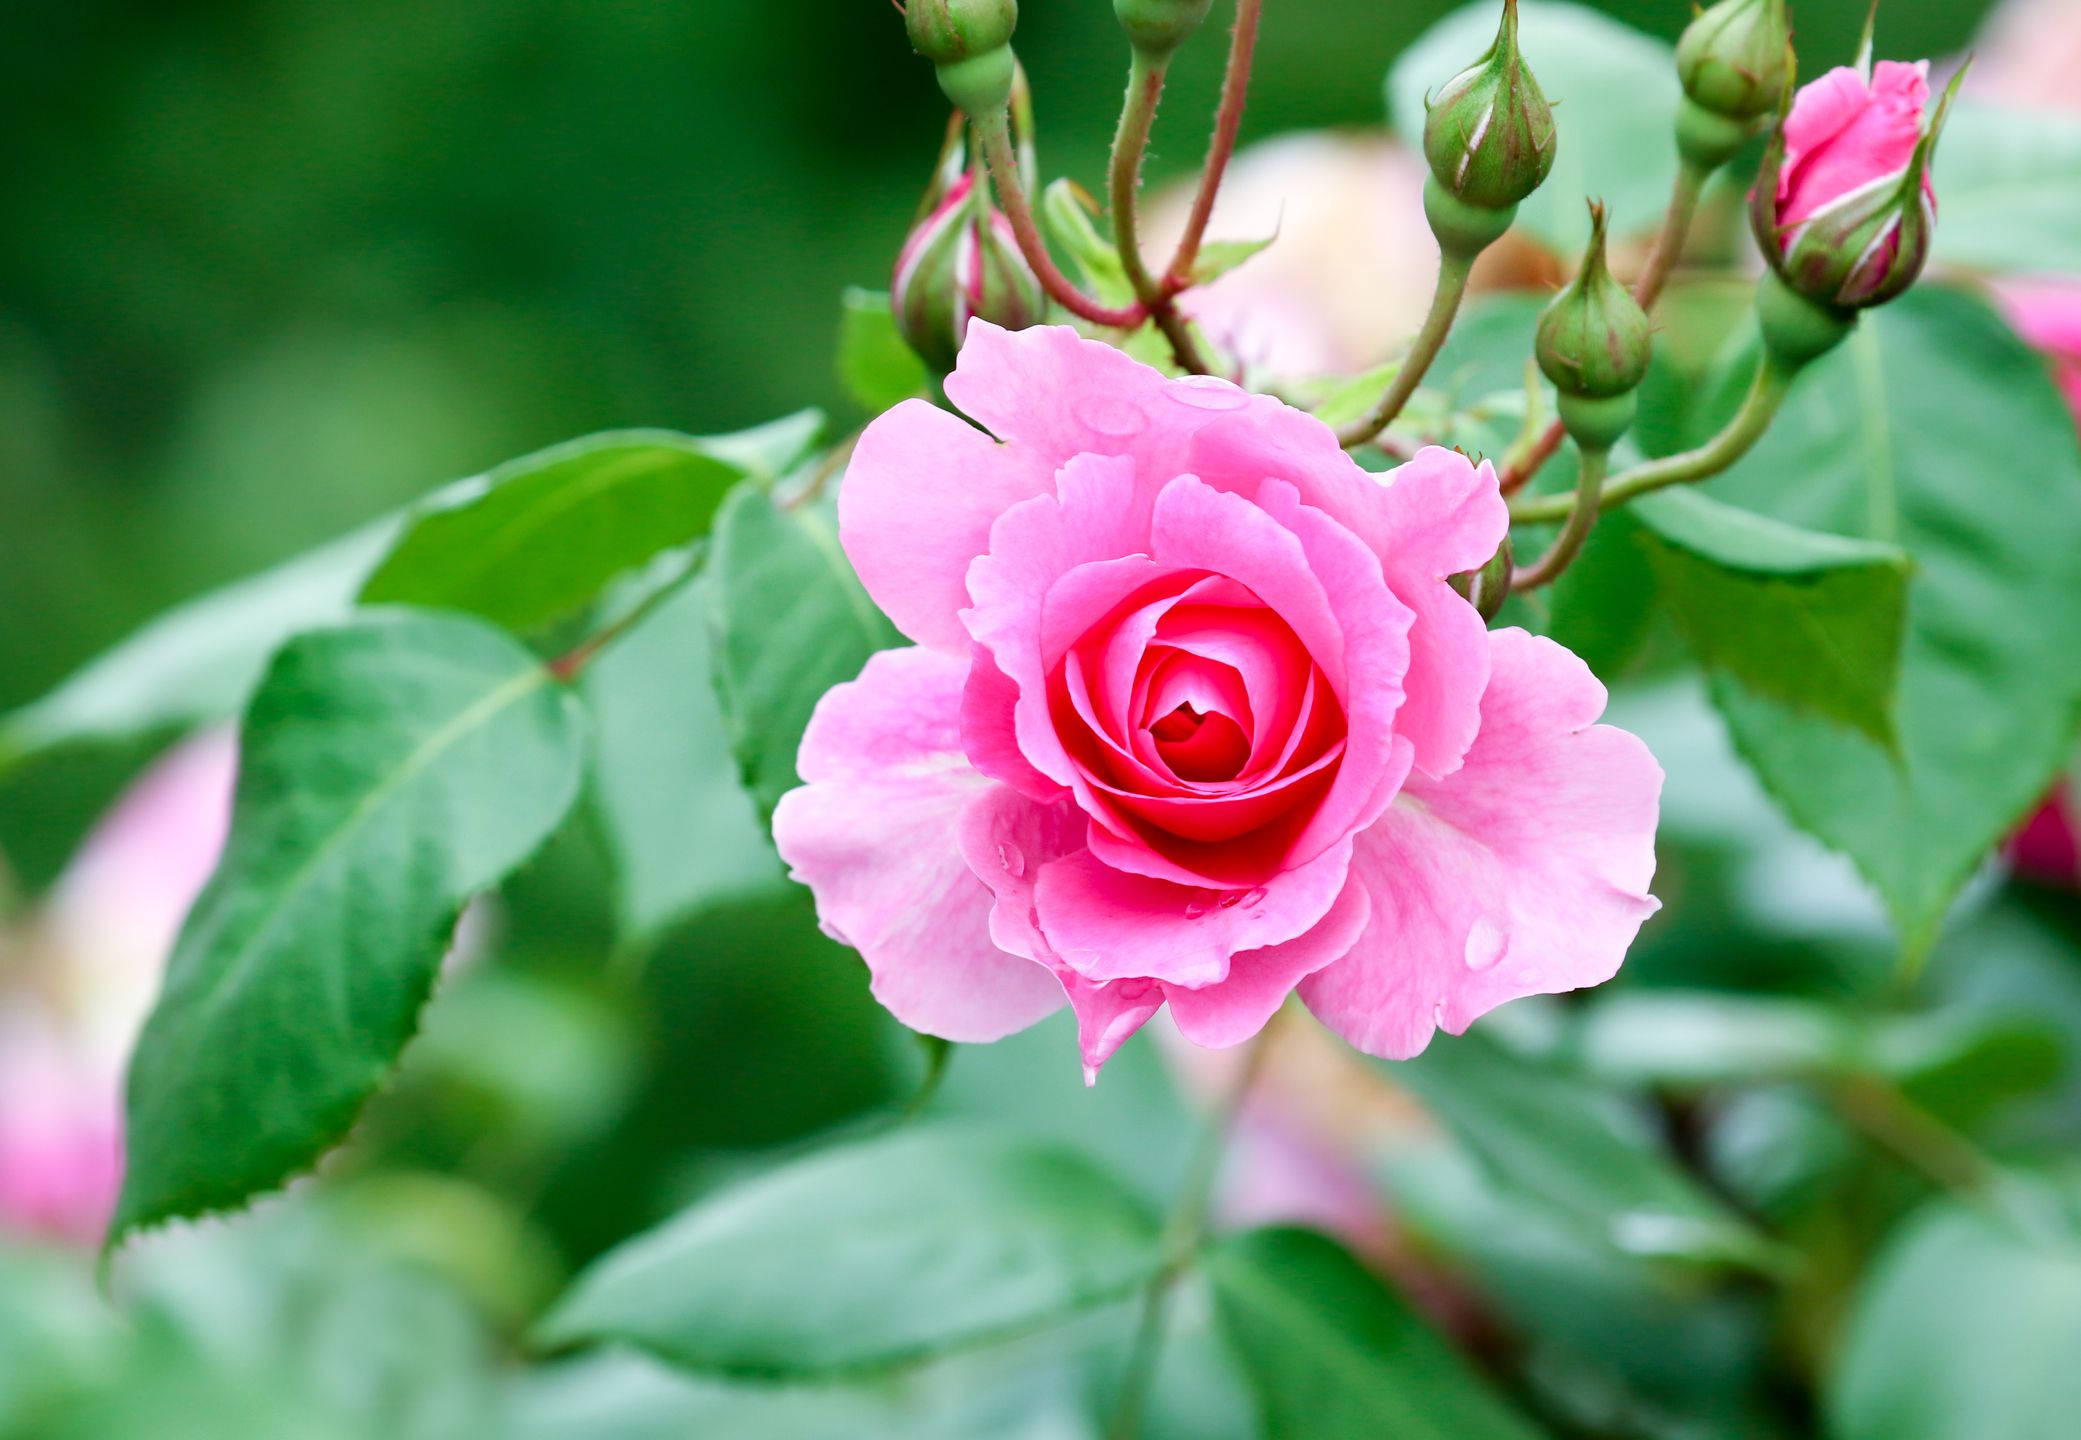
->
(1147, 703), (1251, 784)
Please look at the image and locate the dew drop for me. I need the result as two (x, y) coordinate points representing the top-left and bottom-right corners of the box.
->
(1184, 893), (1212, 920)
(995, 841), (1026, 878)
(1237, 886), (1269, 909)
(1077, 396), (1146, 438)
(1462, 916), (1506, 971)
(1167, 375), (1251, 412)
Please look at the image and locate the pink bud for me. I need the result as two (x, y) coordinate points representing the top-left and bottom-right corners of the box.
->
(891, 173), (1045, 375)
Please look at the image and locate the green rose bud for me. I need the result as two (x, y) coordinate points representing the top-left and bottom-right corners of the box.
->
(1536, 202), (1652, 402)
(1113, 0), (1214, 62)
(905, 0), (1020, 117)
(1676, 0), (1793, 124)
(1423, 0), (1556, 212)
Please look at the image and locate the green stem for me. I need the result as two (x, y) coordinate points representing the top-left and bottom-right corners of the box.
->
(977, 115), (1148, 331)
(1335, 254), (1474, 449)
(1509, 358), (1791, 526)
(1105, 1028), (1274, 1440)
(1633, 158), (1708, 313)
(1510, 445), (1608, 591)
(1109, 53), (1216, 375)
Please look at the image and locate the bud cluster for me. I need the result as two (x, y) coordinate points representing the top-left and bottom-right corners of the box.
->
(905, 0), (1020, 117)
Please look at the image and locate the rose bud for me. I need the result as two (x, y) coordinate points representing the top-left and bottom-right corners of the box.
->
(1423, 0), (1556, 221)
(1536, 201), (1653, 448)
(1677, 0), (1793, 124)
(1751, 60), (1961, 318)
(893, 172), (1046, 375)
(904, 0), (1020, 117)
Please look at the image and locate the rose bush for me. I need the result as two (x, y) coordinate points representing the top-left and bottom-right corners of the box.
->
(774, 321), (1663, 1077)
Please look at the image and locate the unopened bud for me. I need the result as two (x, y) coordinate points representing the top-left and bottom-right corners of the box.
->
(905, 0), (1020, 117)
(1537, 203), (1652, 446)
(893, 173), (1046, 374)
(1114, 0), (1214, 62)
(1423, 0), (1556, 214)
(1752, 61), (1957, 322)
(1677, 0), (1793, 124)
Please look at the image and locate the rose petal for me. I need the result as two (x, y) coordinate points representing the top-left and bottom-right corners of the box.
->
(1034, 837), (1355, 988)
(1300, 629), (1662, 1059)
(1781, 61), (1930, 229)
(773, 647), (1065, 1041)
(841, 398), (1055, 651)
(1163, 877), (1371, 1048)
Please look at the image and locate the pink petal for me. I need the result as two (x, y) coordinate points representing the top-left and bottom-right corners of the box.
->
(944, 324), (1285, 523)
(839, 397), (1055, 652)
(963, 452), (1151, 789)
(1033, 837), (1355, 989)
(956, 785), (1163, 1081)
(1300, 629), (1662, 1059)
(1187, 425), (1503, 779)
(960, 645), (1062, 802)
(1163, 878), (1370, 1048)
(773, 647), (1065, 1041)
(1781, 62), (1930, 229)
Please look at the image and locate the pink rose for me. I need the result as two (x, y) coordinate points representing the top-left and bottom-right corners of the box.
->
(773, 324), (1662, 1077)
(2006, 781), (2080, 890)
(1776, 61), (1932, 236)
(1996, 278), (2081, 420)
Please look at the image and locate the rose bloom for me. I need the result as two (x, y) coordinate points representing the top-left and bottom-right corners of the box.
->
(773, 323), (1662, 1078)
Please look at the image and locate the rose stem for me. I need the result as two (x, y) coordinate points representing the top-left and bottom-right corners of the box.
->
(1165, 0), (1264, 287)
(1105, 1022), (1275, 1440)
(1510, 445), (1608, 590)
(1334, 253), (1475, 449)
(1508, 356), (1791, 527)
(976, 113), (1150, 330)
(1109, 52), (1218, 374)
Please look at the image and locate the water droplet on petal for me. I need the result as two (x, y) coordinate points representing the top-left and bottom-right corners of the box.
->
(1077, 396), (1146, 438)
(1235, 886), (1268, 910)
(1168, 375), (1251, 412)
(1184, 893), (1211, 920)
(1217, 889), (1245, 909)
(995, 841), (1026, 878)
(1463, 917), (1506, 971)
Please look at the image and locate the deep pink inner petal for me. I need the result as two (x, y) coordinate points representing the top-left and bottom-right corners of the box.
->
(1150, 706), (1251, 782)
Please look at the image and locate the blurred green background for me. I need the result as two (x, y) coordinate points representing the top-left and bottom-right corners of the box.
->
(0, 0), (1995, 712)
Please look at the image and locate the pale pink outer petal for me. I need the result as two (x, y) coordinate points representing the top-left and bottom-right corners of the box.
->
(773, 647), (1065, 1041)
(944, 323), (1287, 515)
(839, 397), (1055, 652)
(1163, 878), (1370, 1048)
(1034, 837), (1354, 989)
(1780, 62), (1930, 229)
(1300, 629), (1663, 1060)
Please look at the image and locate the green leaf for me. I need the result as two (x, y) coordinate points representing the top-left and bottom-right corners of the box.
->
(582, 571), (786, 941)
(1831, 1195), (2081, 1440)
(1697, 287), (2081, 950)
(1385, 1029), (1784, 1274)
(1389, 3), (1679, 255)
(1931, 101), (2081, 276)
(360, 428), (796, 633)
(535, 1125), (1161, 1379)
(1632, 487), (1913, 744)
(838, 288), (931, 413)
(706, 486), (902, 822)
(112, 609), (586, 1245)
(1206, 1227), (1546, 1439)
(0, 522), (397, 776)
